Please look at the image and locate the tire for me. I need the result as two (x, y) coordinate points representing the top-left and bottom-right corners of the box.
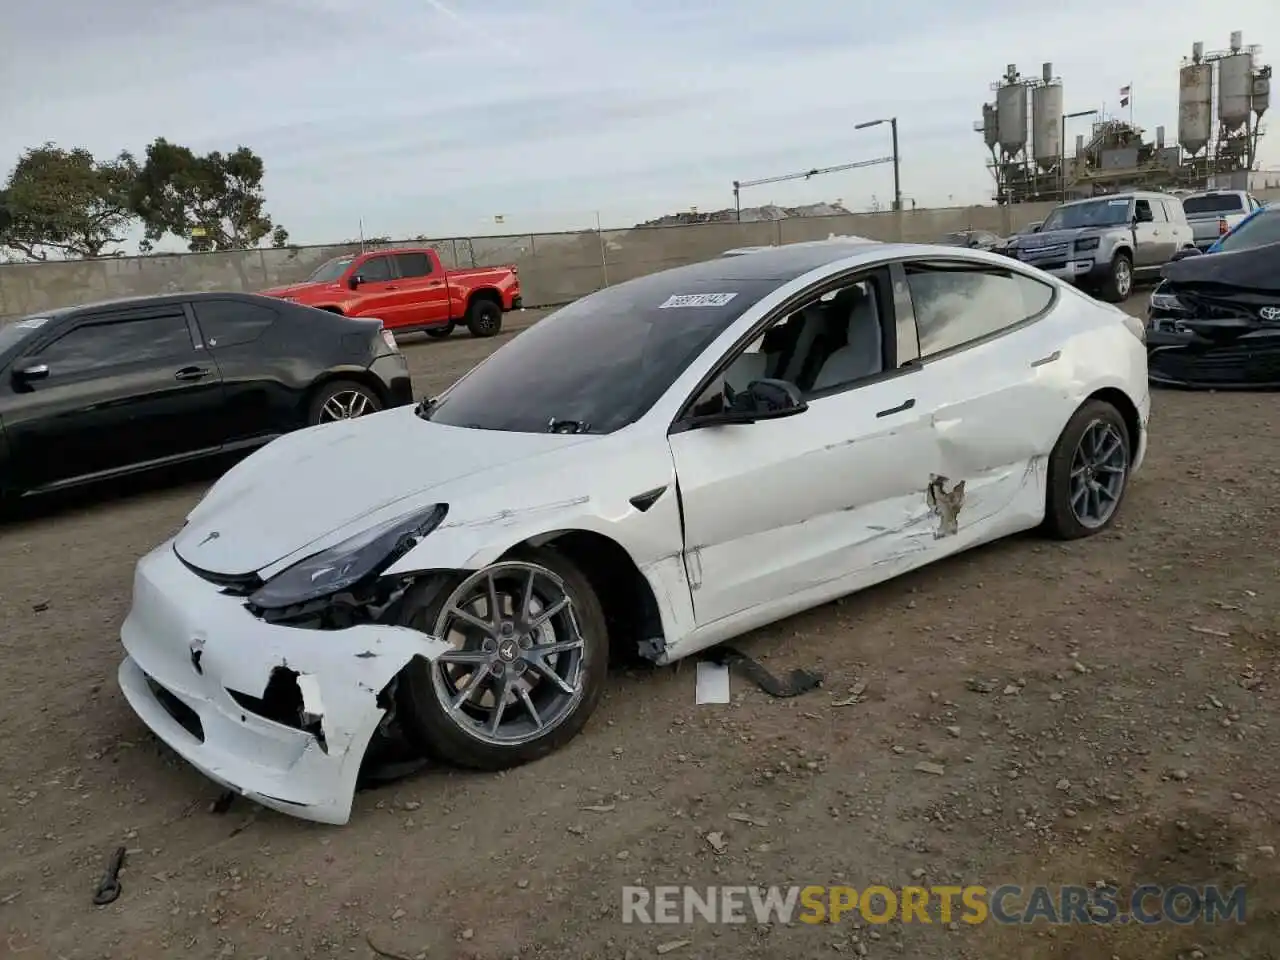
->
(1043, 399), (1132, 540)
(307, 379), (382, 426)
(466, 298), (503, 338)
(395, 546), (610, 770)
(1098, 251), (1133, 303)
(425, 323), (454, 339)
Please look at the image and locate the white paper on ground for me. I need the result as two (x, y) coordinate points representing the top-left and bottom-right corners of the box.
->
(695, 661), (731, 704)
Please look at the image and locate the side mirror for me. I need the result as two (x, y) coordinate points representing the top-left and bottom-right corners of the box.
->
(13, 363), (49, 383)
(348, 274), (364, 290)
(1171, 247), (1203, 261)
(691, 378), (808, 427)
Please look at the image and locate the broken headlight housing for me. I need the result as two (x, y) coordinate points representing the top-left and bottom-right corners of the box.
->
(248, 503), (448, 613)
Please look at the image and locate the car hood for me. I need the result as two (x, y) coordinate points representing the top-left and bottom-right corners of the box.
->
(1018, 228), (1099, 248)
(174, 407), (597, 576)
(259, 280), (338, 299)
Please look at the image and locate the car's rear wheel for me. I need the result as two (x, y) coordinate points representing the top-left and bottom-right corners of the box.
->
(308, 380), (382, 426)
(395, 549), (609, 770)
(425, 322), (454, 339)
(1043, 399), (1132, 540)
(466, 298), (503, 338)
(1099, 252), (1133, 302)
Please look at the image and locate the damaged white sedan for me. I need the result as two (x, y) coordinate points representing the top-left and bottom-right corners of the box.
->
(118, 241), (1151, 824)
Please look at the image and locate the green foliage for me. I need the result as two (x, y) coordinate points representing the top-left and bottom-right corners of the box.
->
(0, 144), (139, 260)
(0, 139), (290, 260)
(131, 138), (286, 253)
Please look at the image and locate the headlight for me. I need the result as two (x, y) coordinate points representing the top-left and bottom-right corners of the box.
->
(248, 503), (448, 610)
(1075, 237), (1100, 252)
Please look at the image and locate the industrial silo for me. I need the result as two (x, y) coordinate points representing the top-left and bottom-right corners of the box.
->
(981, 102), (999, 151)
(996, 67), (1029, 158)
(1178, 57), (1213, 156)
(1031, 63), (1063, 171)
(1218, 33), (1254, 134)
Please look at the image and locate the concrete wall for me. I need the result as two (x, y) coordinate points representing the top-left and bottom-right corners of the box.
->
(6, 190), (1275, 318)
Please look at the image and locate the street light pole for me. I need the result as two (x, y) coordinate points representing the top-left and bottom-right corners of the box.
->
(856, 117), (902, 212)
(1061, 109), (1097, 202)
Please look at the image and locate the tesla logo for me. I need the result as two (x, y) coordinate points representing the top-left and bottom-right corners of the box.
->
(198, 531), (220, 547)
(1260, 306), (1280, 322)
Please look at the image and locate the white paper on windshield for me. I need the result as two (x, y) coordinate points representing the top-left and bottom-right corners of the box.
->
(14, 317), (49, 329)
(1107, 199), (1129, 205)
(659, 293), (738, 309)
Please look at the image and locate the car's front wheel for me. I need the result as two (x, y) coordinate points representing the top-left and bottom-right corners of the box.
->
(1043, 399), (1132, 539)
(395, 549), (609, 770)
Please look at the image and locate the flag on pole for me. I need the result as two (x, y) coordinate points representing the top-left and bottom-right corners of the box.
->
(1119, 84), (1131, 108)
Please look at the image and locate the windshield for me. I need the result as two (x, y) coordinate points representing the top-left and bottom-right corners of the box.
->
(1018, 221), (1043, 235)
(425, 274), (781, 434)
(1042, 198), (1132, 231)
(1215, 208), (1280, 253)
(307, 257), (353, 283)
(1183, 194), (1245, 216)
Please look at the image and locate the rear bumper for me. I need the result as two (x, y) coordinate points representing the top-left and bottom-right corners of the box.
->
(369, 353), (414, 406)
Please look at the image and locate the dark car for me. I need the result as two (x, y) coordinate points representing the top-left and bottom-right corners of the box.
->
(0, 292), (414, 498)
(938, 230), (1001, 251)
(1145, 224), (1280, 389)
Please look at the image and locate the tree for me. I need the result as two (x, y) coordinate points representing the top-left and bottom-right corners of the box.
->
(0, 144), (139, 260)
(130, 138), (287, 253)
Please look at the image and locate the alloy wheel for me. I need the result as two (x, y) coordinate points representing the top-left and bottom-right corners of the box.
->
(1068, 419), (1129, 529)
(429, 561), (586, 747)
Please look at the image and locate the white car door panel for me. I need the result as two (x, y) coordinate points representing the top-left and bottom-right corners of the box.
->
(668, 371), (936, 627)
(910, 316), (1079, 543)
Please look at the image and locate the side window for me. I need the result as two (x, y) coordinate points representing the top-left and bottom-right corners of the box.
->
(34, 314), (193, 377)
(1134, 199), (1154, 223)
(394, 253), (434, 278)
(689, 274), (890, 414)
(357, 256), (393, 282)
(192, 300), (278, 348)
(905, 263), (1053, 358)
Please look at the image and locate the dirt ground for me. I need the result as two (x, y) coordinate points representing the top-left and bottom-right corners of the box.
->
(1, 297), (1278, 960)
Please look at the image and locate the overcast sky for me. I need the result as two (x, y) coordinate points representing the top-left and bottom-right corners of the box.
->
(2, 1), (1278, 244)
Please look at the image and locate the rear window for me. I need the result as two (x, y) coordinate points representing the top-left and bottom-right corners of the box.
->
(1183, 194), (1245, 216)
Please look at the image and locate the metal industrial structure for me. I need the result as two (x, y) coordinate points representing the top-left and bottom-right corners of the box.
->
(976, 33), (1271, 204)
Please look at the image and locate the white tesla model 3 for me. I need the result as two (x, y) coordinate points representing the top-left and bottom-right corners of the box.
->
(117, 240), (1151, 824)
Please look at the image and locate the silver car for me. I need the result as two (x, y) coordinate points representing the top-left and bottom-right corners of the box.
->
(1014, 192), (1195, 302)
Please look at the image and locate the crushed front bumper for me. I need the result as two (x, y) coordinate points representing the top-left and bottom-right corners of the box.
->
(117, 539), (451, 824)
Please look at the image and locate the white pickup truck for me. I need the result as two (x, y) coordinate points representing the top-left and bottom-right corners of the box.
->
(1181, 190), (1266, 250)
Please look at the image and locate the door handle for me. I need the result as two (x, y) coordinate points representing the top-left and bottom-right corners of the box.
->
(875, 398), (915, 418)
(1031, 350), (1061, 368)
(174, 366), (211, 381)
(386, 285), (399, 290)
(428, 281), (444, 287)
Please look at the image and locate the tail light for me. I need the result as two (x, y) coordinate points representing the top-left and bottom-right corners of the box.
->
(380, 329), (398, 352)
(1219, 218), (1229, 235)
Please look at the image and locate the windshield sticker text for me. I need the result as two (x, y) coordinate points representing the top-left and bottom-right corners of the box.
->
(1108, 199), (1129, 206)
(659, 293), (739, 309)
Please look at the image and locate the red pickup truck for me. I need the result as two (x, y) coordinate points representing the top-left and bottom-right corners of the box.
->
(260, 247), (522, 339)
